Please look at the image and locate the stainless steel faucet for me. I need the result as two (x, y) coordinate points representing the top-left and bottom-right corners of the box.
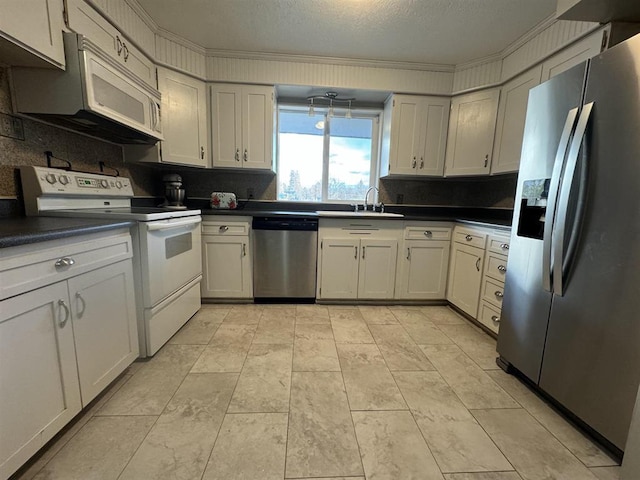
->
(364, 186), (379, 211)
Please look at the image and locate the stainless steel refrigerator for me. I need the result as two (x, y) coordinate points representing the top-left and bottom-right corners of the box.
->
(497, 32), (640, 453)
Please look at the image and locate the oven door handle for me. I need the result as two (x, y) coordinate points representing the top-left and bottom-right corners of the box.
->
(147, 217), (201, 231)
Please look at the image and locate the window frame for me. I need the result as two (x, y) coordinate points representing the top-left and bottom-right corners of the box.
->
(276, 104), (382, 204)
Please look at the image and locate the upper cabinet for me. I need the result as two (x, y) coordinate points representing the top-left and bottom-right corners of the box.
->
(65, 0), (156, 87)
(444, 88), (500, 177)
(0, 0), (65, 68)
(210, 83), (275, 171)
(491, 66), (542, 175)
(157, 67), (208, 167)
(380, 94), (450, 177)
(541, 29), (604, 81)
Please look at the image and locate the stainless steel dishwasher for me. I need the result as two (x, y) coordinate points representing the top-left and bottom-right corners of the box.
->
(252, 216), (318, 302)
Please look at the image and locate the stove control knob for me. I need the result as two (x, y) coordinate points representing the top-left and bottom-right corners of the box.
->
(100, 179), (109, 188)
(45, 173), (57, 184)
(115, 180), (123, 189)
(58, 175), (70, 185)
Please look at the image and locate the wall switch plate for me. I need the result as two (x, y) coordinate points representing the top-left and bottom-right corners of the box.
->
(0, 113), (25, 140)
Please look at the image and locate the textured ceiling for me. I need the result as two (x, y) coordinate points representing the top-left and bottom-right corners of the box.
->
(137, 0), (557, 65)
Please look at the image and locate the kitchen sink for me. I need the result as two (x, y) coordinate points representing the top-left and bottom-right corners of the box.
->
(315, 211), (404, 218)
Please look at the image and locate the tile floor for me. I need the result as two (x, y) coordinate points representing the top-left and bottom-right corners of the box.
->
(12, 304), (622, 480)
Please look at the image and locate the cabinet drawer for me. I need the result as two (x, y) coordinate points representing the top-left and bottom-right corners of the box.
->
(202, 219), (250, 236)
(478, 301), (501, 334)
(485, 253), (508, 282)
(481, 276), (505, 308)
(404, 226), (451, 241)
(488, 233), (511, 255)
(453, 228), (487, 249)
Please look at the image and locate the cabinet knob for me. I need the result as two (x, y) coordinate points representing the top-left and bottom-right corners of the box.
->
(75, 292), (86, 318)
(243, 149), (248, 162)
(465, 235), (473, 241)
(484, 154), (489, 168)
(475, 258), (481, 271)
(497, 265), (507, 272)
(407, 247), (411, 260)
(55, 257), (75, 269)
(58, 299), (70, 328)
(494, 291), (504, 299)
(420, 158), (424, 169)
(123, 43), (129, 61)
(500, 243), (510, 250)
(116, 35), (123, 56)
(491, 315), (500, 324)
(423, 230), (433, 237)
(200, 146), (205, 159)
(235, 149), (240, 161)
(219, 225), (229, 232)
(412, 157), (417, 168)
(242, 243), (247, 256)
(354, 246), (358, 259)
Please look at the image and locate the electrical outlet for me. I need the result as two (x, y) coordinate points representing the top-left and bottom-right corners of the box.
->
(0, 113), (25, 140)
(247, 187), (254, 199)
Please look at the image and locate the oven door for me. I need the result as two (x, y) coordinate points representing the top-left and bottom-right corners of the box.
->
(140, 216), (202, 306)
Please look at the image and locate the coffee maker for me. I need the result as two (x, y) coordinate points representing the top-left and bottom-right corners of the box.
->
(162, 173), (186, 209)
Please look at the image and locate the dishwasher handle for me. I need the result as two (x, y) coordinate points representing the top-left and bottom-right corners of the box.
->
(252, 217), (318, 231)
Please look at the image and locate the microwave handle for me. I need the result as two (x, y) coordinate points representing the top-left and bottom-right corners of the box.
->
(150, 99), (157, 130)
(147, 217), (201, 231)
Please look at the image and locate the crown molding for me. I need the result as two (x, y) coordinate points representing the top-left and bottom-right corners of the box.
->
(124, 0), (158, 31)
(157, 27), (206, 55)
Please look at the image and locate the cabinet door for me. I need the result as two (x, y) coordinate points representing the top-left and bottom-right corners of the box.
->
(447, 242), (484, 317)
(158, 68), (208, 167)
(0, 282), (81, 479)
(398, 240), (450, 299)
(388, 95), (422, 175)
(201, 235), (252, 298)
(491, 66), (542, 174)
(68, 260), (138, 406)
(357, 239), (398, 299)
(445, 89), (500, 176)
(318, 238), (359, 299)
(242, 85), (274, 170)
(417, 97), (450, 176)
(541, 29), (604, 81)
(210, 83), (243, 168)
(0, 0), (65, 68)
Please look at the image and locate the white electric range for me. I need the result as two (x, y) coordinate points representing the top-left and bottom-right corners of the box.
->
(20, 166), (202, 357)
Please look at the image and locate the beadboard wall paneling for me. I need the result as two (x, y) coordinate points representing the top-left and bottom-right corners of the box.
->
(501, 20), (598, 81)
(89, 0), (156, 54)
(155, 33), (207, 79)
(206, 56), (454, 95)
(452, 58), (503, 93)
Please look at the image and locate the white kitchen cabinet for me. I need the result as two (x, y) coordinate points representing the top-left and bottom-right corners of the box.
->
(317, 219), (401, 300)
(0, 282), (81, 480)
(0, 0), (65, 68)
(396, 224), (451, 300)
(444, 88), (500, 177)
(156, 67), (208, 167)
(201, 218), (253, 298)
(0, 230), (138, 479)
(210, 83), (275, 170)
(65, 0), (155, 86)
(447, 226), (487, 317)
(477, 231), (510, 334)
(541, 28), (605, 81)
(380, 94), (450, 177)
(491, 66), (542, 174)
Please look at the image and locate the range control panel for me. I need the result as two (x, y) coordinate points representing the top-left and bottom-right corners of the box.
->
(20, 166), (135, 197)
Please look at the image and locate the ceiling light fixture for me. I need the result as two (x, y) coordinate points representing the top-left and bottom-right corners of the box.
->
(307, 91), (356, 119)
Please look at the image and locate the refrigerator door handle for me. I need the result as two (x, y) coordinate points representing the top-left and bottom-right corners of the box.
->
(552, 102), (594, 296)
(542, 107), (580, 292)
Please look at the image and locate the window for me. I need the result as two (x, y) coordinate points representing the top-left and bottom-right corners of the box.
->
(277, 107), (380, 202)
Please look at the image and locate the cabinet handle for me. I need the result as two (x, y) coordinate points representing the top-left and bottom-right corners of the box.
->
(116, 35), (123, 56)
(475, 258), (481, 271)
(465, 235), (473, 241)
(420, 158), (424, 169)
(484, 154), (489, 168)
(219, 225), (229, 232)
(412, 156), (417, 168)
(354, 246), (358, 259)
(494, 291), (504, 299)
(362, 246), (366, 259)
(500, 243), (510, 250)
(242, 243), (246, 256)
(407, 247), (411, 260)
(498, 265), (507, 272)
(491, 315), (500, 324)
(123, 43), (129, 61)
(75, 292), (86, 318)
(200, 146), (205, 159)
(424, 230), (433, 237)
(235, 148), (240, 161)
(243, 149), (248, 162)
(58, 299), (70, 328)
(55, 257), (75, 269)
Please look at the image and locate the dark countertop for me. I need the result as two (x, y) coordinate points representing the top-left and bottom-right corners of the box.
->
(0, 217), (136, 249)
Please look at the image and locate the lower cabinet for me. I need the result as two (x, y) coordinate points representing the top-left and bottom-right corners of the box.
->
(0, 231), (138, 479)
(357, 239), (398, 299)
(318, 238), (360, 299)
(447, 241), (485, 317)
(201, 217), (253, 299)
